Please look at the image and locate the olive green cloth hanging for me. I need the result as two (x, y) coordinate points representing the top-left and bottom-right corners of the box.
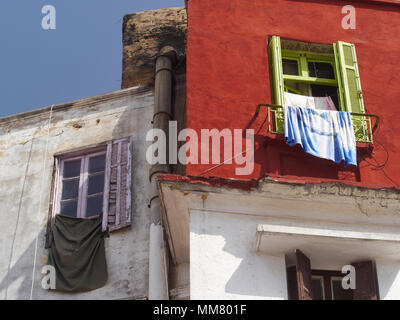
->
(48, 214), (107, 292)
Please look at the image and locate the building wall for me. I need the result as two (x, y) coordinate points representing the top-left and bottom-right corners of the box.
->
(376, 260), (400, 300)
(190, 211), (288, 300)
(189, 207), (400, 300)
(169, 178), (400, 300)
(0, 87), (154, 300)
(186, 0), (400, 190)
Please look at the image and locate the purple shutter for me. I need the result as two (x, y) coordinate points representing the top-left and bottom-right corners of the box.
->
(102, 137), (132, 232)
(295, 249), (313, 300)
(352, 260), (379, 300)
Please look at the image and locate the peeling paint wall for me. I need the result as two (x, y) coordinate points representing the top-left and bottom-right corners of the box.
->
(0, 87), (154, 300)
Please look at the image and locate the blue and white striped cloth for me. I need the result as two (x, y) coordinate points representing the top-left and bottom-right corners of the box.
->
(284, 105), (357, 167)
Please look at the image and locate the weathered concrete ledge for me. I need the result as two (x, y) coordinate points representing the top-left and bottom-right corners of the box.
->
(157, 173), (400, 200)
(157, 173), (400, 219)
(0, 86), (151, 126)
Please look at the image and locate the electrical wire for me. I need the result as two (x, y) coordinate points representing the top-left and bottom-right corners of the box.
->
(361, 140), (388, 170)
(358, 131), (400, 188)
(30, 104), (54, 300)
(5, 138), (34, 300)
(199, 112), (269, 176)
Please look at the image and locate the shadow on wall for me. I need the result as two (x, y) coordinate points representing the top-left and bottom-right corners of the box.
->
(191, 212), (287, 299)
(0, 227), (63, 300)
(244, 107), (361, 182)
(0, 237), (37, 300)
(375, 260), (400, 300)
(0, 136), (46, 300)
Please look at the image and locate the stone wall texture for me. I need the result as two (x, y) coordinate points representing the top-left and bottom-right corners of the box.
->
(121, 7), (187, 88)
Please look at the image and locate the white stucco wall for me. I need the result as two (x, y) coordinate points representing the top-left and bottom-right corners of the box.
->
(187, 188), (400, 300)
(0, 87), (154, 300)
(190, 211), (288, 300)
(376, 260), (400, 300)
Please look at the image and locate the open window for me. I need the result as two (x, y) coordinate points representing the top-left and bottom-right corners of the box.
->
(56, 150), (107, 219)
(268, 36), (375, 143)
(286, 250), (379, 300)
(46, 137), (133, 248)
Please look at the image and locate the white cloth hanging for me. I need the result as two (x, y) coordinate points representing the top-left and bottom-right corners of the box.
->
(284, 92), (337, 111)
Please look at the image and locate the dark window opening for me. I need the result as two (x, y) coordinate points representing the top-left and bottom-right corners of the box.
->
(282, 59), (299, 76)
(286, 250), (378, 300)
(308, 61), (335, 79)
(310, 84), (339, 109)
(312, 270), (354, 300)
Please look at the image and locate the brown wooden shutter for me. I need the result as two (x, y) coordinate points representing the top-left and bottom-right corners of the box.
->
(102, 137), (133, 232)
(352, 260), (379, 300)
(286, 266), (299, 300)
(295, 249), (313, 300)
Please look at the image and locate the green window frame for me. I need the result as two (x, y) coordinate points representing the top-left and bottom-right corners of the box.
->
(269, 36), (370, 142)
(281, 50), (339, 89)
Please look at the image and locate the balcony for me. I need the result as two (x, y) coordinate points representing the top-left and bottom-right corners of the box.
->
(255, 104), (380, 144)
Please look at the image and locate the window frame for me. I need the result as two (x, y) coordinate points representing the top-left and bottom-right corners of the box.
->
(287, 250), (378, 300)
(282, 50), (341, 107)
(55, 147), (107, 219)
(311, 269), (354, 300)
(330, 275), (347, 300)
(268, 36), (375, 143)
(46, 137), (133, 248)
(269, 36), (364, 113)
(281, 49), (339, 89)
(311, 274), (326, 300)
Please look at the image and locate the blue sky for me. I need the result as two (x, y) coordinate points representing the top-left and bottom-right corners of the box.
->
(0, 0), (184, 117)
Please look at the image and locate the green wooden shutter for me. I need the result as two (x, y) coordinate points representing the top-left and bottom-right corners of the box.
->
(268, 36), (284, 133)
(269, 36), (284, 105)
(334, 41), (369, 142)
(334, 41), (364, 113)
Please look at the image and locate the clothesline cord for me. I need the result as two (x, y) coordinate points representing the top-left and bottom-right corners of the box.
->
(30, 104), (54, 300)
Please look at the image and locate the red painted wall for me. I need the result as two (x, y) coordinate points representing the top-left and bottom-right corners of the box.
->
(186, 0), (400, 189)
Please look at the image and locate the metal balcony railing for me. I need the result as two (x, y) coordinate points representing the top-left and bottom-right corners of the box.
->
(255, 104), (380, 144)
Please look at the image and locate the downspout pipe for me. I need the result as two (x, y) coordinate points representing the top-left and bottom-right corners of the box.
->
(148, 46), (177, 300)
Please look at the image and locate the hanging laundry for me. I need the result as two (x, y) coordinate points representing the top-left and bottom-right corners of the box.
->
(284, 105), (357, 167)
(284, 92), (337, 111)
(48, 214), (108, 292)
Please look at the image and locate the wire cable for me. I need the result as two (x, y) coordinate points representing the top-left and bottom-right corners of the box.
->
(5, 139), (34, 300)
(30, 104), (54, 300)
(199, 112), (269, 176)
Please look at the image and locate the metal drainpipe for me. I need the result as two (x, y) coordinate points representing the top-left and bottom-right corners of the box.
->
(148, 46), (177, 300)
